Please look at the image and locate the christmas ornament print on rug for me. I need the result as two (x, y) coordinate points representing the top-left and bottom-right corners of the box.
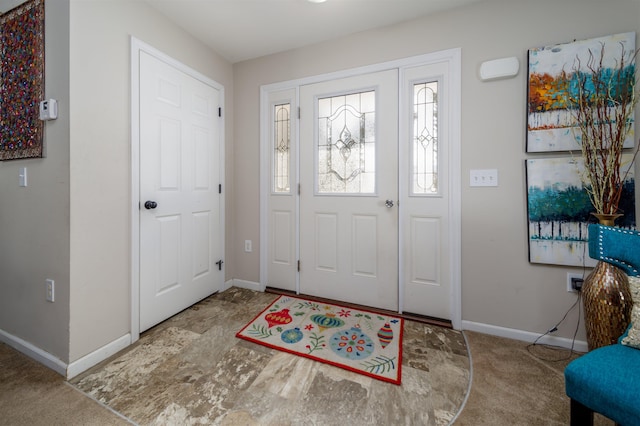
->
(236, 295), (403, 385)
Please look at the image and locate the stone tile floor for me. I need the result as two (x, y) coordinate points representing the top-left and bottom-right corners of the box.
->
(70, 287), (470, 425)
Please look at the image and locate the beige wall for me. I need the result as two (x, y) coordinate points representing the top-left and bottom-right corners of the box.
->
(68, 0), (233, 362)
(1, 0), (638, 371)
(0, 0), (234, 366)
(0, 0), (71, 362)
(233, 0), (640, 341)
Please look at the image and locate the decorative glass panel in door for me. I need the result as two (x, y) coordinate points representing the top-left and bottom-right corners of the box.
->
(412, 81), (438, 195)
(273, 103), (291, 193)
(317, 91), (375, 194)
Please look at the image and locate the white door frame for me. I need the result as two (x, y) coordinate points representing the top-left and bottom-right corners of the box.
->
(260, 49), (461, 329)
(130, 37), (225, 342)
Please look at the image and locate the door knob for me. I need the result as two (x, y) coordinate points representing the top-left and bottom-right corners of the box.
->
(144, 200), (158, 210)
(385, 199), (394, 208)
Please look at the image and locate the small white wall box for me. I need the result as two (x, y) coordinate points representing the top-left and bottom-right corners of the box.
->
(39, 99), (58, 121)
(479, 57), (520, 81)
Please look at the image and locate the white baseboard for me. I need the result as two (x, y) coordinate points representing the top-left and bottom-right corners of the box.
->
(231, 279), (262, 292)
(66, 334), (131, 379)
(223, 279), (234, 291)
(462, 320), (588, 353)
(0, 329), (67, 376)
(0, 329), (132, 379)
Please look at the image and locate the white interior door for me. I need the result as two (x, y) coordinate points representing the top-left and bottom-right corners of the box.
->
(299, 70), (399, 311)
(139, 51), (223, 332)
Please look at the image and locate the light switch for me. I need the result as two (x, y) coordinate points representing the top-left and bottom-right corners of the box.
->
(19, 167), (27, 187)
(470, 169), (498, 187)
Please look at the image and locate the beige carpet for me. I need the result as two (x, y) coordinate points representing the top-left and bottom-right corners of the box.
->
(455, 331), (613, 426)
(0, 341), (128, 425)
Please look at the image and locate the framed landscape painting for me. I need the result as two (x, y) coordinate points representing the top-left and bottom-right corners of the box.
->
(526, 32), (636, 153)
(526, 155), (636, 267)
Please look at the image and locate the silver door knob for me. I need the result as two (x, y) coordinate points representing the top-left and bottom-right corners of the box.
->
(385, 199), (394, 208)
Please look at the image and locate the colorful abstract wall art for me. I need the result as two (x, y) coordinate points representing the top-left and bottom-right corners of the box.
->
(0, 0), (45, 161)
(527, 32), (636, 153)
(526, 155), (636, 267)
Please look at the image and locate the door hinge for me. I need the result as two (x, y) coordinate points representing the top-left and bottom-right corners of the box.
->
(219, 184), (222, 194)
(218, 107), (222, 117)
(216, 259), (224, 271)
(297, 260), (300, 272)
(298, 183), (301, 196)
(298, 107), (301, 119)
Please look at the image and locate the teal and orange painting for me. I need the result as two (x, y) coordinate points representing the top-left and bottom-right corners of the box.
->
(526, 32), (636, 152)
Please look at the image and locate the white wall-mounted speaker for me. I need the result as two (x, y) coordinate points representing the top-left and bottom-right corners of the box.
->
(479, 57), (520, 81)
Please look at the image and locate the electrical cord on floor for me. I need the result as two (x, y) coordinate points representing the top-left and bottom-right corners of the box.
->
(527, 232), (592, 362)
(526, 290), (582, 362)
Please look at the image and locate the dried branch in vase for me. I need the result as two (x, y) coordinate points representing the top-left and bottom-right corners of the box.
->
(567, 42), (639, 215)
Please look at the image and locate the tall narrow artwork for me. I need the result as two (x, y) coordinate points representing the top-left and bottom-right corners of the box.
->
(526, 156), (636, 267)
(0, 0), (45, 161)
(527, 32), (636, 152)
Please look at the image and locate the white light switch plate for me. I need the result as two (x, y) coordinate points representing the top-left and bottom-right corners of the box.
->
(470, 169), (498, 187)
(19, 167), (27, 187)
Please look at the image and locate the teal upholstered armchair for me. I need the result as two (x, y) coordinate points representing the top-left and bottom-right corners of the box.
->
(564, 224), (640, 426)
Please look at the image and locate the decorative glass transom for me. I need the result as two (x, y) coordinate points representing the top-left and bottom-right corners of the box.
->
(273, 103), (291, 193)
(412, 81), (438, 195)
(317, 91), (376, 194)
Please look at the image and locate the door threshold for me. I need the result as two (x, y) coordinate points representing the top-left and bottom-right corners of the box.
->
(265, 287), (452, 329)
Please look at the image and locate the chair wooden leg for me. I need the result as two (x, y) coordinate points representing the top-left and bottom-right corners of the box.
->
(571, 399), (594, 426)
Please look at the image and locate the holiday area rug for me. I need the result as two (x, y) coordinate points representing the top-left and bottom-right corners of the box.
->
(236, 294), (403, 385)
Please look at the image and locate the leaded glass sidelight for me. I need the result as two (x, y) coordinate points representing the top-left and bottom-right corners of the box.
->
(412, 81), (438, 195)
(317, 91), (376, 194)
(273, 103), (291, 193)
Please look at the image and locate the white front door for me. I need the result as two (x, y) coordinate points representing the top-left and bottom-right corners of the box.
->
(262, 51), (460, 324)
(138, 50), (223, 331)
(299, 70), (399, 311)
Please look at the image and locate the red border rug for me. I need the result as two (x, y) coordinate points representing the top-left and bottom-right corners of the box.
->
(236, 294), (403, 385)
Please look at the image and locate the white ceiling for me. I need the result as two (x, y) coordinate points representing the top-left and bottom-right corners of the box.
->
(144, 0), (483, 63)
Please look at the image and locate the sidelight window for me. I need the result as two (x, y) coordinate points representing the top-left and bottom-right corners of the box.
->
(411, 81), (438, 195)
(273, 103), (291, 193)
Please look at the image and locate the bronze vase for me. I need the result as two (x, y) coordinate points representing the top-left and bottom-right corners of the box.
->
(582, 213), (632, 350)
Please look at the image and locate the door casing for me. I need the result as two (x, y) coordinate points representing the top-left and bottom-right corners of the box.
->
(259, 49), (462, 329)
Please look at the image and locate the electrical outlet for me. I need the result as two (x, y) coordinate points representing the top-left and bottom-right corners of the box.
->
(46, 279), (55, 302)
(571, 277), (584, 291)
(244, 240), (252, 253)
(567, 272), (583, 292)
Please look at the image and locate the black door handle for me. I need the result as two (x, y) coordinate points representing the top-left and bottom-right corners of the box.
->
(144, 200), (158, 210)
